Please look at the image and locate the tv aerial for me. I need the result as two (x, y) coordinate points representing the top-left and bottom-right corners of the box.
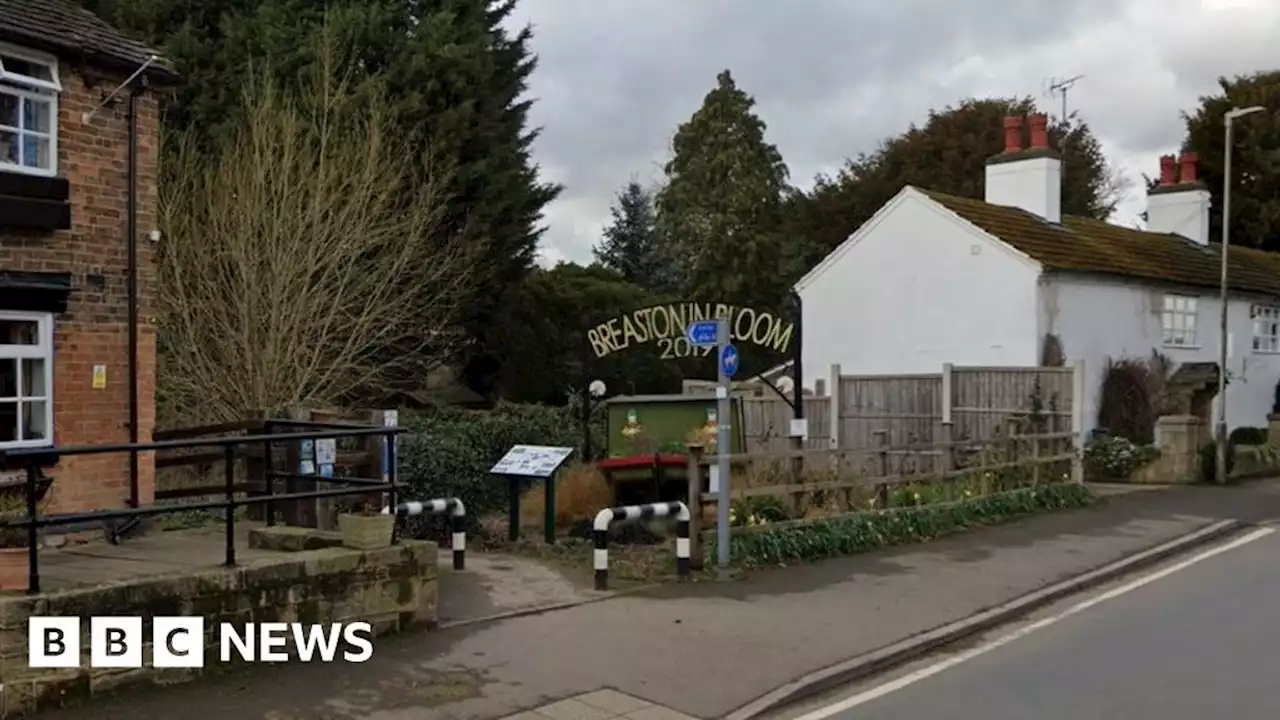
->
(1047, 75), (1084, 123)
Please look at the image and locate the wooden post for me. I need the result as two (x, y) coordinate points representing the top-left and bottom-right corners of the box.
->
(873, 429), (890, 507)
(1071, 359), (1086, 484)
(284, 406), (316, 527)
(939, 420), (955, 471)
(941, 363), (954, 425)
(1031, 431), (1042, 487)
(244, 412), (266, 522)
(828, 364), (842, 450)
(362, 409), (388, 523)
(686, 443), (705, 570)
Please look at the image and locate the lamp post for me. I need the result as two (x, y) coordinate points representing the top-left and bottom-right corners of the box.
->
(1216, 105), (1266, 485)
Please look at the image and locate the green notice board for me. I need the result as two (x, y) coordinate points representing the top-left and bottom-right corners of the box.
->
(605, 394), (745, 458)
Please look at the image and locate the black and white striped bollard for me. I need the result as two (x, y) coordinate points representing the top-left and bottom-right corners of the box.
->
(383, 498), (466, 570)
(592, 501), (691, 591)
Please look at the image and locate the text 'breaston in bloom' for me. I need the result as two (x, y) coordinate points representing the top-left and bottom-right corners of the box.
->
(588, 302), (795, 359)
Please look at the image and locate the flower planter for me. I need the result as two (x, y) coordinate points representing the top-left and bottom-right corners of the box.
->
(0, 548), (30, 592)
(338, 513), (394, 551)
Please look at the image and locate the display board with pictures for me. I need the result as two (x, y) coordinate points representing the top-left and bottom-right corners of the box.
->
(489, 445), (575, 478)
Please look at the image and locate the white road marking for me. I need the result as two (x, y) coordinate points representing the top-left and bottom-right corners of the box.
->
(792, 526), (1276, 720)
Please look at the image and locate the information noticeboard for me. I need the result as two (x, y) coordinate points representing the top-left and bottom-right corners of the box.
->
(489, 445), (575, 479)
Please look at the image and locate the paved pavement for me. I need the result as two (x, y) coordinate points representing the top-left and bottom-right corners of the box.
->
(38, 480), (1280, 720)
(785, 523), (1280, 719)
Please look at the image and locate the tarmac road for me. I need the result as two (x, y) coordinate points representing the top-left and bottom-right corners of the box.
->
(788, 524), (1280, 720)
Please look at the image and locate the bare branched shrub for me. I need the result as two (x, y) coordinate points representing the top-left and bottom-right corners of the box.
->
(1097, 357), (1157, 444)
(156, 46), (478, 424)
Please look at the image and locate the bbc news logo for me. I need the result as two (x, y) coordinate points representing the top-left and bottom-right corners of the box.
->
(28, 617), (374, 668)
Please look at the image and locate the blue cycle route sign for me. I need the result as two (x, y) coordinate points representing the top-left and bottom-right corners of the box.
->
(720, 344), (740, 378)
(686, 320), (720, 348)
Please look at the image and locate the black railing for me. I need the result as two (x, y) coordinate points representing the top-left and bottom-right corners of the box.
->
(0, 424), (403, 595)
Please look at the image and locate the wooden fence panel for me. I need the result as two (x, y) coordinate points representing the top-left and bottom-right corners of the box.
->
(950, 367), (1073, 443)
(733, 363), (1080, 467)
(742, 396), (830, 452)
(837, 375), (943, 450)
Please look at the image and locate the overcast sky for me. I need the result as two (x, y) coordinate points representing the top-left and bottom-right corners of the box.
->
(505, 0), (1280, 267)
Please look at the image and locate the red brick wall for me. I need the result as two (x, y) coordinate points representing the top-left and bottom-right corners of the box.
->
(0, 61), (160, 514)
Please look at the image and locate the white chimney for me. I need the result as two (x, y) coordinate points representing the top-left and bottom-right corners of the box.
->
(1146, 153), (1210, 246)
(984, 114), (1062, 224)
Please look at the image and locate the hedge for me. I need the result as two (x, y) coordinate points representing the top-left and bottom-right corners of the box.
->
(720, 483), (1095, 568)
(396, 400), (605, 534)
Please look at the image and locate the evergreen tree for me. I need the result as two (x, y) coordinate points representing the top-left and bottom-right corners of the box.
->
(1181, 70), (1280, 252)
(656, 70), (792, 307)
(594, 181), (671, 291)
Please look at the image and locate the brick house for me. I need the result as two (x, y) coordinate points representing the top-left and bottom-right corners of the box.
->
(0, 0), (179, 515)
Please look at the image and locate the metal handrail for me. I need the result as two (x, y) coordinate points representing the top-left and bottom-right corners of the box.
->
(2, 424), (402, 595)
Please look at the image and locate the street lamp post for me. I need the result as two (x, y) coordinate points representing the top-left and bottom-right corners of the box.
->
(1216, 105), (1266, 485)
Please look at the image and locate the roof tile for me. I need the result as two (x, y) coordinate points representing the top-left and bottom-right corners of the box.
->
(919, 188), (1280, 298)
(0, 0), (178, 83)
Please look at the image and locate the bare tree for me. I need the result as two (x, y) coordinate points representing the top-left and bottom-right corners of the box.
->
(156, 49), (478, 425)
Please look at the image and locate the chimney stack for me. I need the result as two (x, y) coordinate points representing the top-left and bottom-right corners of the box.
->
(985, 114), (1062, 224)
(1179, 152), (1199, 184)
(1147, 151), (1210, 245)
(1002, 116), (1023, 153)
(1158, 154), (1176, 186)
(1028, 114), (1049, 150)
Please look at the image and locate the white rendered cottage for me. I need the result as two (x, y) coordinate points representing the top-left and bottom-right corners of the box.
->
(796, 113), (1280, 436)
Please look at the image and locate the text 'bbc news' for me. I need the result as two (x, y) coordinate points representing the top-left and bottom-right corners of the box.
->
(28, 617), (374, 668)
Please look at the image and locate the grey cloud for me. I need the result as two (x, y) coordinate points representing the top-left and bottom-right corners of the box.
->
(512, 0), (1278, 265)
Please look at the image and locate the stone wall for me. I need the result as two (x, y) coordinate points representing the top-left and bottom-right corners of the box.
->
(0, 540), (437, 716)
(1131, 415), (1203, 484)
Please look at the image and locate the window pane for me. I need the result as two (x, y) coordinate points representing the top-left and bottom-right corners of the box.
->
(0, 55), (54, 83)
(0, 128), (15, 164)
(0, 401), (14, 441)
(0, 319), (37, 344)
(21, 97), (50, 133)
(1185, 298), (1197, 312)
(21, 358), (45, 397)
(0, 91), (15, 127)
(21, 134), (49, 168)
(21, 400), (47, 441)
(0, 358), (13, 397)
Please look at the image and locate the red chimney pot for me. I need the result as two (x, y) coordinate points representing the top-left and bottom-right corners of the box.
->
(1179, 152), (1199, 184)
(1028, 114), (1049, 150)
(1158, 155), (1177, 186)
(1002, 116), (1023, 153)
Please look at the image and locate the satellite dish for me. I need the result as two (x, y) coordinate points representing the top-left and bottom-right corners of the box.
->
(588, 379), (607, 398)
(776, 376), (795, 395)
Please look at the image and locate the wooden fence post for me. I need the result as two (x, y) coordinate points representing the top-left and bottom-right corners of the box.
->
(1031, 431), (1042, 486)
(686, 443), (705, 570)
(939, 421), (955, 473)
(828, 364), (842, 451)
(1071, 360), (1086, 484)
(873, 429), (890, 507)
(244, 412), (266, 522)
(941, 363), (954, 425)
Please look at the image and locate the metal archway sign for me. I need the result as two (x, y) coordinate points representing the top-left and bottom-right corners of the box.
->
(579, 293), (805, 459)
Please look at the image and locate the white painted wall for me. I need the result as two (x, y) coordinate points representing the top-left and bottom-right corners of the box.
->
(798, 189), (1042, 387)
(1040, 273), (1280, 435)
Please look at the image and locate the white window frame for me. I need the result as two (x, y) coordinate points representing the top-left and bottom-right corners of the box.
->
(0, 41), (60, 177)
(1252, 304), (1280, 354)
(1161, 294), (1199, 347)
(0, 310), (54, 450)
